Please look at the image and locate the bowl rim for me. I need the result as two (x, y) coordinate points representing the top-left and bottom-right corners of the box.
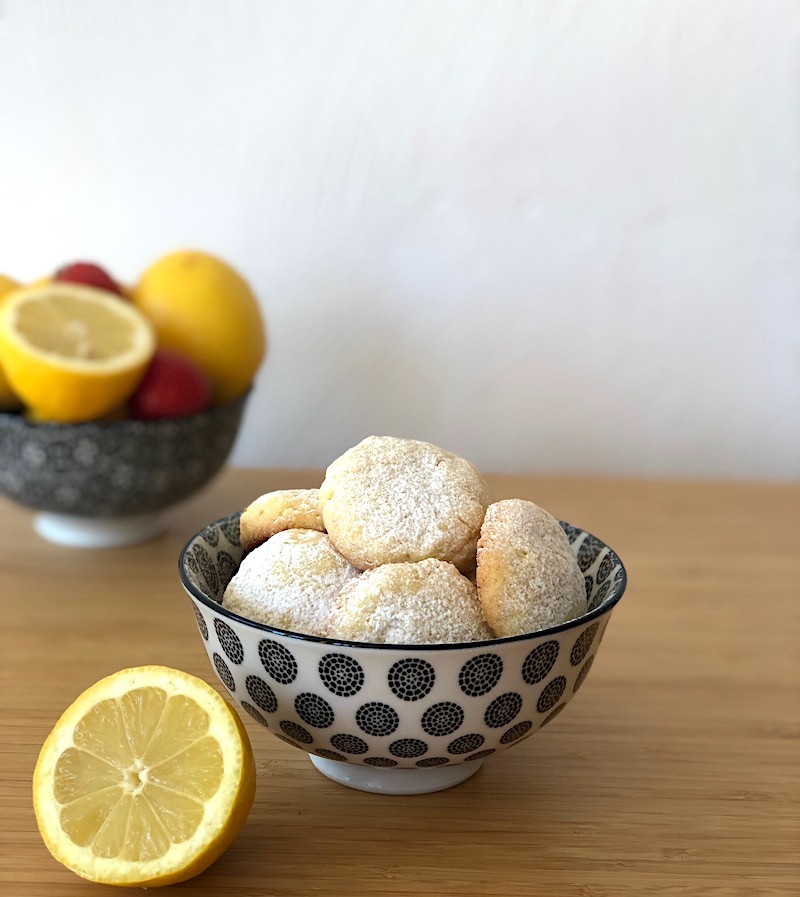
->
(0, 389), (249, 432)
(178, 514), (628, 652)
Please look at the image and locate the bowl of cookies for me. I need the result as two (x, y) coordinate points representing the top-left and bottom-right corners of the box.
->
(179, 436), (627, 795)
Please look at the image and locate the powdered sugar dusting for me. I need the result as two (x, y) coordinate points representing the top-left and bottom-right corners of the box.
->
(240, 488), (324, 551)
(477, 499), (587, 637)
(320, 436), (488, 572)
(223, 529), (359, 636)
(327, 558), (492, 644)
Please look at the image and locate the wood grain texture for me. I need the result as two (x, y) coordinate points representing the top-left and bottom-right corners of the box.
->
(1, 469), (798, 896)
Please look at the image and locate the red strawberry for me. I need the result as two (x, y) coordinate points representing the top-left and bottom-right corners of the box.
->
(55, 261), (125, 296)
(128, 349), (213, 420)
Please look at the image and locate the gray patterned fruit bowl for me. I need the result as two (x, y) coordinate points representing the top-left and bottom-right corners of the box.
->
(179, 513), (627, 795)
(0, 394), (248, 547)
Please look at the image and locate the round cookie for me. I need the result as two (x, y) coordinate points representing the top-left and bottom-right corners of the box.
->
(223, 529), (359, 636)
(326, 558), (493, 644)
(476, 499), (587, 637)
(319, 435), (489, 573)
(240, 488), (324, 552)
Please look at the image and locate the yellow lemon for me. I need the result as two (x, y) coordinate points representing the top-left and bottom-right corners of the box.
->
(33, 665), (256, 888)
(0, 283), (155, 423)
(0, 273), (19, 295)
(0, 273), (23, 409)
(133, 250), (265, 403)
(28, 274), (52, 289)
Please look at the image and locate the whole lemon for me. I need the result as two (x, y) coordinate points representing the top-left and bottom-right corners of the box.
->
(0, 274), (23, 410)
(133, 251), (266, 403)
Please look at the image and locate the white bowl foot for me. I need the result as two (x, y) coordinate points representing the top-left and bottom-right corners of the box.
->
(308, 755), (484, 795)
(34, 511), (168, 548)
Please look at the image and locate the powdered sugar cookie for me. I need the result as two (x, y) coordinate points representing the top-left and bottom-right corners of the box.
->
(476, 499), (587, 637)
(223, 529), (359, 636)
(240, 488), (324, 552)
(326, 558), (492, 644)
(319, 435), (489, 573)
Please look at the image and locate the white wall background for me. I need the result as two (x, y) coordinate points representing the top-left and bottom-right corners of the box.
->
(1, 0), (798, 479)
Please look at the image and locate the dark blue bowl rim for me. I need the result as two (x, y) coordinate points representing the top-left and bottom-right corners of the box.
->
(178, 514), (628, 652)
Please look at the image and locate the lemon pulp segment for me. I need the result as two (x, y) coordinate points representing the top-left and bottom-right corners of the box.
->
(0, 284), (155, 421)
(33, 666), (255, 887)
(15, 292), (141, 362)
(51, 687), (222, 861)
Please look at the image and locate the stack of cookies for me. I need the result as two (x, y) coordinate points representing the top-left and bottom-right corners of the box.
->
(223, 436), (587, 643)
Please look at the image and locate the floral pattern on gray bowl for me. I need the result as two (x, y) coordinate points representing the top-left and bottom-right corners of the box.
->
(0, 395), (247, 516)
(179, 514), (627, 770)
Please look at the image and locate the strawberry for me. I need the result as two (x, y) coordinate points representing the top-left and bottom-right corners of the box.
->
(55, 261), (124, 296)
(128, 349), (213, 420)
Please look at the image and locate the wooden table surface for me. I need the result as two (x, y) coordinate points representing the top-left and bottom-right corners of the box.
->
(1, 468), (798, 896)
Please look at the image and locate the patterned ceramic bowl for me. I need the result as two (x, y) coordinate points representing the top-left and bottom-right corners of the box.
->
(179, 513), (627, 795)
(0, 394), (248, 547)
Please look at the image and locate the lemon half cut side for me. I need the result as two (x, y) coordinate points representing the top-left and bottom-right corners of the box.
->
(0, 273), (23, 409)
(32, 666), (256, 887)
(0, 284), (156, 422)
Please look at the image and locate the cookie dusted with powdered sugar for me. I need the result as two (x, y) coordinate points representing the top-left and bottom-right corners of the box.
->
(319, 436), (489, 573)
(240, 488), (324, 552)
(476, 499), (586, 637)
(326, 558), (493, 644)
(223, 529), (359, 636)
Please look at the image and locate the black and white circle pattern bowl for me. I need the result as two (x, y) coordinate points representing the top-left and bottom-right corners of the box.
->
(0, 395), (247, 547)
(179, 514), (626, 795)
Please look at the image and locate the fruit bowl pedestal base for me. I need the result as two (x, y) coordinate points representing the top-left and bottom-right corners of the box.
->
(34, 511), (168, 548)
(308, 755), (485, 795)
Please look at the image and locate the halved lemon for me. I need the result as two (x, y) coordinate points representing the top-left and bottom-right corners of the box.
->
(0, 273), (23, 409)
(33, 666), (256, 887)
(0, 284), (155, 422)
